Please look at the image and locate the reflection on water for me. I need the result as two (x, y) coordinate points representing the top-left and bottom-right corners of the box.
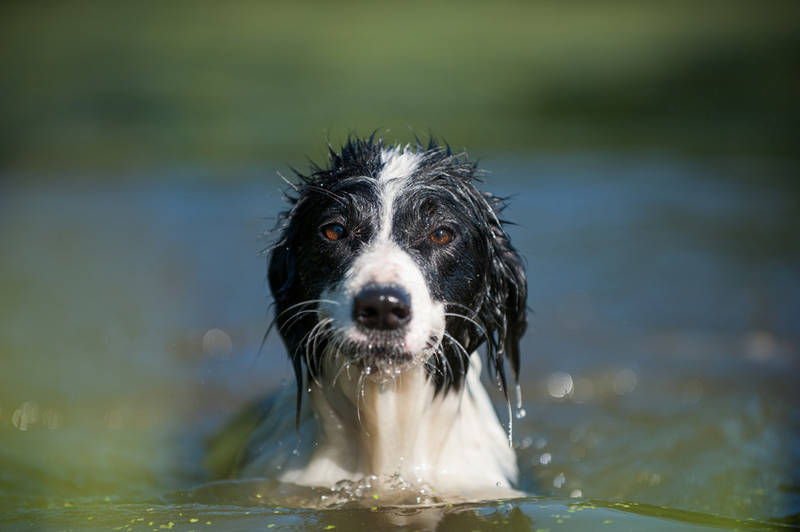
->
(0, 156), (798, 530)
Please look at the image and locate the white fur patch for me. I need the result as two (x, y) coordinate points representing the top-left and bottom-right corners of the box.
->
(375, 146), (422, 241)
(321, 240), (445, 357)
(319, 146), (439, 361)
(378, 145), (422, 183)
(277, 353), (519, 498)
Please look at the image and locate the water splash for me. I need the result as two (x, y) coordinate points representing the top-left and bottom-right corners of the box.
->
(324, 474), (440, 507)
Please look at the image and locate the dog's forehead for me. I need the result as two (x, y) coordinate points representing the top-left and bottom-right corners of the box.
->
(305, 147), (421, 219)
(371, 148), (425, 240)
(378, 147), (423, 182)
(302, 146), (480, 234)
(326, 148), (422, 192)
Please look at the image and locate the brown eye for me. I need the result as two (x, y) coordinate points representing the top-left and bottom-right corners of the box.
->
(322, 223), (345, 241)
(429, 227), (454, 245)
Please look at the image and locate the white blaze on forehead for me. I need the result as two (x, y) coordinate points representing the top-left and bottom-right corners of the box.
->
(317, 146), (443, 358)
(376, 147), (422, 241)
(379, 146), (422, 182)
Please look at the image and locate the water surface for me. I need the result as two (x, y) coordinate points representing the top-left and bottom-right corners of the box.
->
(1, 156), (798, 530)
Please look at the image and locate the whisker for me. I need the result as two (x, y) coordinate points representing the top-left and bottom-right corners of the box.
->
(279, 309), (323, 333)
(261, 298), (339, 360)
(443, 312), (489, 341)
(278, 298), (339, 320)
(444, 301), (477, 312)
(423, 355), (446, 380)
(304, 184), (347, 207)
(356, 369), (368, 434)
(443, 331), (471, 378)
(331, 349), (352, 390)
(308, 318), (332, 368)
(431, 343), (453, 384)
(295, 318), (332, 387)
(443, 331), (471, 359)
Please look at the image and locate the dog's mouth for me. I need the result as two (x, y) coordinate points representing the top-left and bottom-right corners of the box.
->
(334, 331), (440, 379)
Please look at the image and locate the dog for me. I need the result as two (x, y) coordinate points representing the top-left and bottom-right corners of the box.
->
(210, 136), (527, 503)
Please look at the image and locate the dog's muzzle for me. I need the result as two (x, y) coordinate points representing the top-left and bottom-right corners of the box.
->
(352, 284), (411, 331)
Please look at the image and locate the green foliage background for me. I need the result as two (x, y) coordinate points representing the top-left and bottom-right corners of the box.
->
(1, 1), (798, 173)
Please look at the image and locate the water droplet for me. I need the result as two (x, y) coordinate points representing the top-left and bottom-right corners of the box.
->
(514, 383), (523, 409)
(515, 407), (527, 419)
(12, 401), (40, 431)
(547, 372), (574, 399)
(505, 398), (514, 448)
(202, 328), (233, 357)
(291, 448), (300, 456)
(553, 472), (566, 488)
(570, 489), (583, 498)
(496, 481), (502, 487)
(539, 452), (552, 465)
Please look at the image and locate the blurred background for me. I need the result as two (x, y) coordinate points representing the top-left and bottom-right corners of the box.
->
(2, 0), (799, 170)
(1, 1), (799, 530)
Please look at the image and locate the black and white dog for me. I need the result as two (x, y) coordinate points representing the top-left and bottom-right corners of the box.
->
(217, 137), (526, 501)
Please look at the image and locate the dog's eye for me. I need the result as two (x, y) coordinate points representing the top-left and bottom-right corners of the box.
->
(321, 223), (345, 241)
(429, 227), (454, 245)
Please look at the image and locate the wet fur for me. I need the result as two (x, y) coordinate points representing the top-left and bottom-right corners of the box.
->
(216, 136), (527, 498)
(269, 136), (526, 404)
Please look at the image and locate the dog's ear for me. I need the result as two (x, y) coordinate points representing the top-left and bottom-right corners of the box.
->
(480, 195), (528, 392)
(268, 226), (303, 356)
(268, 239), (295, 309)
(268, 229), (307, 425)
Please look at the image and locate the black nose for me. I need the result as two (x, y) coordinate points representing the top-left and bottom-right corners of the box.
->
(353, 285), (412, 331)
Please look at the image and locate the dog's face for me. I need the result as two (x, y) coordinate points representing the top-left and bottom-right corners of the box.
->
(269, 138), (526, 396)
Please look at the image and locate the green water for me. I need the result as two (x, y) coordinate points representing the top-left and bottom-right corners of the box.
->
(1, 156), (797, 530)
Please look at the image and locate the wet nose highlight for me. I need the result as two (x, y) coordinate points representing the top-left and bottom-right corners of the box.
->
(353, 285), (411, 331)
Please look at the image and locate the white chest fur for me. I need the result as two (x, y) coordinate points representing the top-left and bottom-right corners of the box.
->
(276, 354), (518, 499)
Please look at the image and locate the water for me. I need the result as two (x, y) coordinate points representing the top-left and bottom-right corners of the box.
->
(1, 156), (798, 530)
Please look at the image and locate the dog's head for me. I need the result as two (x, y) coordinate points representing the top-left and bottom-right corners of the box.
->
(269, 137), (526, 401)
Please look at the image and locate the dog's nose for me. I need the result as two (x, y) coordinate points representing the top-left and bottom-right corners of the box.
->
(353, 285), (411, 331)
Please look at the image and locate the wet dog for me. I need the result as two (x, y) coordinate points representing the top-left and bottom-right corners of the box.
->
(211, 136), (527, 501)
